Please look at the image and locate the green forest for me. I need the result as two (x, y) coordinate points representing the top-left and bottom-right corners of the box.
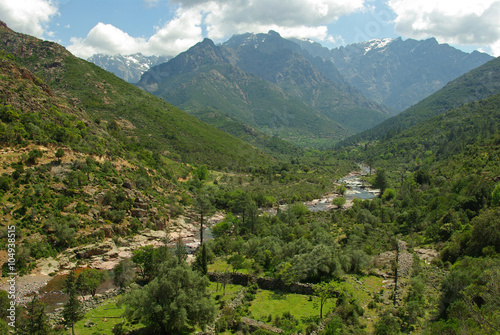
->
(0, 21), (499, 335)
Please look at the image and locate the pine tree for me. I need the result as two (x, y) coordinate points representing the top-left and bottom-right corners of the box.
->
(62, 271), (84, 335)
(17, 295), (52, 335)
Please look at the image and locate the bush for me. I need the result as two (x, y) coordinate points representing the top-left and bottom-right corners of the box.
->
(382, 188), (396, 201)
(0, 176), (11, 191)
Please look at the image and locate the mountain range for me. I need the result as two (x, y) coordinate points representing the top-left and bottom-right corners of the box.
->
(341, 55), (500, 146)
(0, 21), (271, 170)
(293, 37), (493, 112)
(135, 32), (391, 146)
(90, 32), (493, 148)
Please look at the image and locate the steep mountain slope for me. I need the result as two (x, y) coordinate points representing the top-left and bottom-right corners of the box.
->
(293, 37), (493, 112)
(88, 53), (170, 83)
(340, 56), (500, 146)
(137, 38), (349, 146)
(0, 21), (271, 170)
(0, 46), (195, 273)
(365, 91), (500, 168)
(222, 31), (391, 133)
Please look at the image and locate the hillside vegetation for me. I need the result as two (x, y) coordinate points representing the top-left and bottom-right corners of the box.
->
(0, 22), (272, 171)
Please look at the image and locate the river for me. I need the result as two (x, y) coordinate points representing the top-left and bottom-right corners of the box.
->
(305, 166), (379, 212)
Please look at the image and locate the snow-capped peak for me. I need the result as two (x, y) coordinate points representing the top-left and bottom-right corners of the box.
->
(363, 38), (395, 54)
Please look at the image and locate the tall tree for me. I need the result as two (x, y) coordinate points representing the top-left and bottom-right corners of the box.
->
(174, 237), (187, 264)
(113, 259), (136, 289)
(76, 268), (107, 298)
(62, 271), (84, 335)
(314, 280), (339, 319)
(373, 168), (389, 196)
(16, 295), (52, 335)
(194, 189), (215, 245)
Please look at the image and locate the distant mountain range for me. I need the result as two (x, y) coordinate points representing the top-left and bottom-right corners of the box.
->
(88, 53), (170, 83)
(340, 56), (500, 146)
(292, 37), (493, 112)
(90, 35), (493, 115)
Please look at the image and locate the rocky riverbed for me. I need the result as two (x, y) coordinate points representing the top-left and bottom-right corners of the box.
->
(0, 212), (225, 307)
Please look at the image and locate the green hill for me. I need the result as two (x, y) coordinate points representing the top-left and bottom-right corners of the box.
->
(0, 21), (272, 171)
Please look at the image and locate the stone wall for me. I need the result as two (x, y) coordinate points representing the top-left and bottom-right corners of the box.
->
(208, 272), (315, 295)
(393, 240), (414, 306)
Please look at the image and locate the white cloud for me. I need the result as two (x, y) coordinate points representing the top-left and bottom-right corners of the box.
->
(388, 0), (500, 55)
(68, 23), (148, 58)
(0, 0), (58, 38)
(203, 0), (365, 40)
(147, 6), (204, 55)
(68, 7), (204, 58)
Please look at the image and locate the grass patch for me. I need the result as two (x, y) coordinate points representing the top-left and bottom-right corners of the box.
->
(209, 281), (242, 305)
(208, 257), (252, 274)
(249, 290), (334, 332)
(208, 258), (231, 272)
(341, 275), (385, 333)
(69, 296), (144, 335)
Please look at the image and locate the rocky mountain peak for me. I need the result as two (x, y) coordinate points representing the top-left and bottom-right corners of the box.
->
(360, 38), (397, 54)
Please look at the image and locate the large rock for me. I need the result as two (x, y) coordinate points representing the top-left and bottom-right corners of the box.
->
(36, 257), (59, 275)
(71, 241), (117, 259)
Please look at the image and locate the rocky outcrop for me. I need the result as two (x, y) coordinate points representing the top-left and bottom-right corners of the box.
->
(414, 248), (438, 264)
(70, 241), (116, 259)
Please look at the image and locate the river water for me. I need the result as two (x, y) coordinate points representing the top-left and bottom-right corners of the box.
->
(305, 167), (379, 212)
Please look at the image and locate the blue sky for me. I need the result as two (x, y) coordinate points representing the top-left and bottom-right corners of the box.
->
(1, 0), (499, 58)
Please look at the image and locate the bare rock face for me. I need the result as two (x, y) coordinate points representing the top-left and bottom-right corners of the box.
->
(69, 241), (117, 259)
(414, 248), (438, 264)
(141, 228), (167, 240)
(36, 257), (59, 275)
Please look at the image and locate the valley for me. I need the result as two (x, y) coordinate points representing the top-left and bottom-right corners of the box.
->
(0, 19), (499, 335)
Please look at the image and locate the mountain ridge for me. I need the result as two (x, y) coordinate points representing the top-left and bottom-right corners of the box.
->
(137, 32), (391, 146)
(293, 36), (494, 112)
(221, 31), (391, 132)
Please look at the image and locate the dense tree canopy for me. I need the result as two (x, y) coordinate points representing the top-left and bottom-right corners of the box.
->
(120, 255), (217, 334)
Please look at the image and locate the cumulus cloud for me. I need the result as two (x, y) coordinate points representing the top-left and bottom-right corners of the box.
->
(203, 0), (365, 40)
(68, 0), (365, 58)
(68, 7), (204, 58)
(0, 0), (58, 38)
(147, 6), (204, 55)
(388, 0), (500, 55)
(68, 23), (148, 58)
